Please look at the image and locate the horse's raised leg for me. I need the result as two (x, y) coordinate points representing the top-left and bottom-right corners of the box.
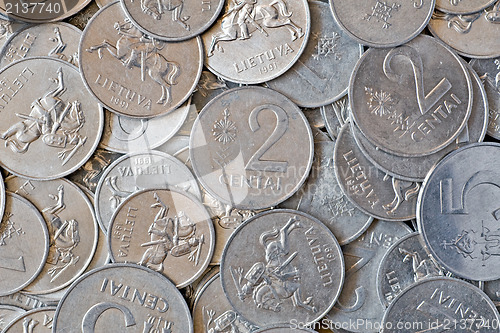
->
(172, 5), (190, 30)
(292, 289), (317, 313)
(86, 41), (118, 59)
(207, 33), (235, 57)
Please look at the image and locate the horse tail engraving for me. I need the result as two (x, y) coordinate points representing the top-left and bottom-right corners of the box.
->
(271, 0), (292, 17)
(166, 60), (181, 85)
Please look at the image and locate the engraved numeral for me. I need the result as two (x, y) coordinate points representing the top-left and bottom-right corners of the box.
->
(82, 302), (136, 333)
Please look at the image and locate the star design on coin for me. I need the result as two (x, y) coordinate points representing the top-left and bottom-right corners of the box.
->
(365, 87), (396, 117)
(212, 109), (237, 144)
(364, 1), (401, 29)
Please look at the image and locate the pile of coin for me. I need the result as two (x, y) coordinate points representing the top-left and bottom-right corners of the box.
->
(0, 0), (499, 332)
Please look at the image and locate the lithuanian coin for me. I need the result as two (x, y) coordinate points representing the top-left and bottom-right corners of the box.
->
(156, 135), (190, 164)
(0, 17), (26, 51)
(120, 0), (224, 41)
(94, 150), (201, 233)
(279, 141), (373, 245)
(329, 0), (435, 48)
(2, 307), (56, 332)
(221, 209), (344, 326)
(190, 71), (239, 115)
(325, 219), (412, 333)
(5, 177), (99, 295)
(266, 1), (362, 108)
(108, 188), (214, 288)
(190, 86), (314, 210)
(96, 0), (114, 8)
(334, 123), (418, 221)
(435, 0), (497, 14)
(429, 5), (500, 59)
(418, 143), (500, 281)
(0, 292), (48, 311)
(0, 171), (4, 223)
(79, 1), (203, 118)
(193, 273), (259, 333)
(0, 57), (104, 180)
(381, 277), (500, 332)
(0, 0), (91, 23)
(0, 305), (26, 331)
(201, 0), (310, 84)
(0, 22), (81, 69)
(53, 264), (193, 332)
(0, 192), (49, 296)
(321, 96), (349, 140)
(350, 34), (472, 157)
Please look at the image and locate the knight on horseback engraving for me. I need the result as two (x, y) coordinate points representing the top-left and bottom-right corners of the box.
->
(230, 216), (317, 313)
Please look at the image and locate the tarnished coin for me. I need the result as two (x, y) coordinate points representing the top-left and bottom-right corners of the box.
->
(79, 1), (203, 118)
(108, 188), (214, 288)
(193, 273), (259, 333)
(429, 5), (500, 59)
(2, 307), (56, 332)
(381, 277), (500, 333)
(0, 192), (49, 296)
(0, 57), (104, 180)
(418, 142), (500, 281)
(266, 1), (362, 108)
(326, 219), (412, 333)
(53, 264), (193, 332)
(201, 0), (310, 84)
(120, 0), (224, 41)
(190, 86), (314, 210)
(334, 123), (418, 221)
(279, 141), (373, 245)
(350, 34), (472, 157)
(0, 0), (91, 23)
(329, 0), (435, 48)
(95, 150), (201, 233)
(221, 209), (344, 326)
(0, 22), (80, 69)
(0, 305), (26, 331)
(436, 0), (497, 14)
(5, 177), (99, 295)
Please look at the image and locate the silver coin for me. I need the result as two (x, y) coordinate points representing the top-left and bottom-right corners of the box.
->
(279, 141), (373, 245)
(202, 0), (310, 84)
(94, 150), (201, 233)
(186, 264), (220, 308)
(120, 0), (224, 41)
(266, 1), (362, 108)
(2, 306), (56, 332)
(96, 0), (115, 8)
(0, 57), (104, 180)
(79, 1), (203, 118)
(0, 192), (49, 296)
(0, 171), (4, 224)
(190, 86), (314, 210)
(0, 292), (48, 311)
(329, 0), (435, 48)
(0, 305), (25, 331)
(302, 108), (327, 130)
(5, 176), (99, 295)
(352, 65), (488, 182)
(349, 34), (473, 157)
(193, 273), (259, 333)
(436, 0), (497, 14)
(321, 96), (349, 140)
(155, 135), (190, 163)
(221, 209), (344, 326)
(429, 5), (500, 59)
(334, 123), (418, 221)
(0, 0), (92, 23)
(53, 263), (193, 332)
(484, 279), (500, 307)
(311, 127), (331, 142)
(108, 188), (214, 288)
(381, 277), (500, 333)
(99, 100), (189, 153)
(418, 142), (500, 281)
(0, 22), (80, 69)
(0, 17), (26, 51)
(191, 71), (240, 116)
(325, 219), (412, 333)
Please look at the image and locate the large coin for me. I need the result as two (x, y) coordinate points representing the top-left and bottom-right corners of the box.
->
(221, 209), (344, 326)
(201, 0), (310, 84)
(418, 142), (500, 281)
(0, 57), (103, 180)
(79, 1), (203, 118)
(190, 86), (313, 210)
(3, 307), (56, 332)
(53, 264), (193, 332)
(349, 34), (472, 157)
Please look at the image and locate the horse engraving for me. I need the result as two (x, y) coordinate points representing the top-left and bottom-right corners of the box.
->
(399, 247), (443, 282)
(230, 216), (317, 313)
(48, 27), (79, 66)
(203, 307), (258, 333)
(382, 175), (420, 215)
(207, 0), (304, 57)
(138, 0), (190, 30)
(86, 19), (180, 105)
(0, 68), (86, 166)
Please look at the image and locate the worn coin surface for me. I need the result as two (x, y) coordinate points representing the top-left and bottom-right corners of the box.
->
(3, 306), (56, 332)
(435, 0), (497, 14)
(0, 305), (25, 331)
(79, 1), (203, 118)
(0, 192), (49, 296)
(201, 0), (310, 84)
(350, 35), (472, 157)
(0, 57), (103, 180)
(190, 86), (313, 210)
(266, 1), (362, 108)
(221, 209), (344, 326)
(53, 264), (193, 332)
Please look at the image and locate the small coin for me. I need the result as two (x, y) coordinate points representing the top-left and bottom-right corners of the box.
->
(2, 306), (56, 332)
(0, 192), (49, 296)
(190, 86), (314, 210)
(0, 305), (26, 331)
(221, 209), (344, 326)
(0, 0), (92, 23)
(435, 0), (497, 14)
(79, 1), (203, 118)
(53, 264), (193, 332)
(0, 57), (104, 180)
